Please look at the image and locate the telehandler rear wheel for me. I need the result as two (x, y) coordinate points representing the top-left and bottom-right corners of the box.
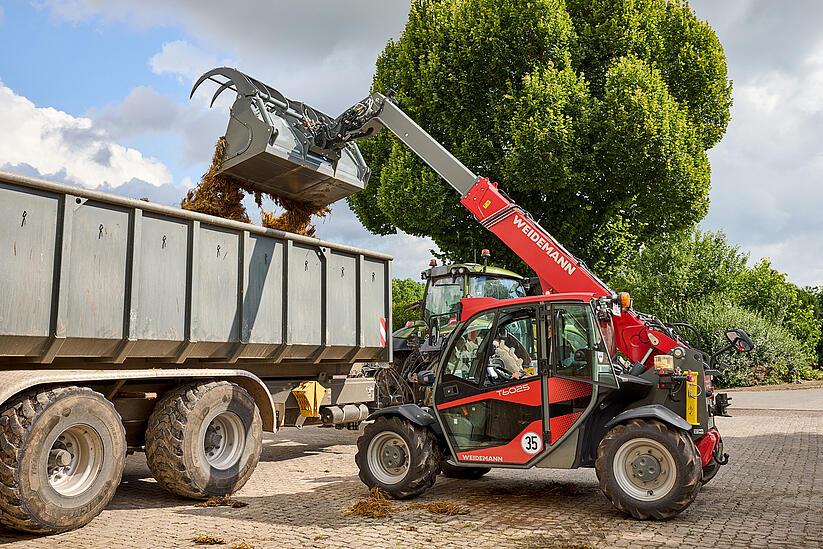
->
(596, 418), (701, 520)
(440, 461), (491, 480)
(0, 386), (126, 533)
(145, 381), (262, 499)
(355, 416), (440, 499)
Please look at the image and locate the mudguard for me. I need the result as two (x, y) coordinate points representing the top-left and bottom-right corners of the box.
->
(368, 404), (441, 433)
(604, 404), (692, 432)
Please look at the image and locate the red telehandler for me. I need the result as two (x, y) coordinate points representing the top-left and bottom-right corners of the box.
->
(193, 67), (752, 519)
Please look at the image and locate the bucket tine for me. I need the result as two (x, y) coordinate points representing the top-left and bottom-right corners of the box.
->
(191, 67), (370, 206)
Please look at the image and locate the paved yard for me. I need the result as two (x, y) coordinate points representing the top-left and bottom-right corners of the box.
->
(1, 402), (822, 548)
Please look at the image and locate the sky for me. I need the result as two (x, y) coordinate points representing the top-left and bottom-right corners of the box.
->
(0, 1), (820, 286)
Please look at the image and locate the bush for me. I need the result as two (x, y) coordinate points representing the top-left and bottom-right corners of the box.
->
(392, 279), (425, 331)
(679, 299), (817, 388)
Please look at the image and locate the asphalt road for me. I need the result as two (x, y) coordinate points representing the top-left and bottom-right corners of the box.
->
(729, 387), (823, 411)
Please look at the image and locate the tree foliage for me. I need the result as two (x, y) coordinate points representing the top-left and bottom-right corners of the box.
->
(612, 229), (823, 383)
(350, 0), (731, 277)
(392, 278), (425, 331)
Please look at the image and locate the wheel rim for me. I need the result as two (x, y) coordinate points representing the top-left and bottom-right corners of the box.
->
(202, 411), (246, 470)
(613, 437), (677, 502)
(48, 424), (104, 497)
(367, 431), (410, 485)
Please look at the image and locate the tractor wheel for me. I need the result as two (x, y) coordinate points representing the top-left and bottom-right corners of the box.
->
(355, 416), (440, 499)
(596, 418), (701, 520)
(440, 461), (491, 480)
(701, 437), (723, 485)
(0, 386), (126, 533)
(145, 381), (262, 499)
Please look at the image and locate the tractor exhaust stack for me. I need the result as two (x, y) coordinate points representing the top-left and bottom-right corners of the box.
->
(191, 67), (370, 207)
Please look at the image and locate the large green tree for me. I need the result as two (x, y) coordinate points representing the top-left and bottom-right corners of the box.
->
(349, 0), (731, 277)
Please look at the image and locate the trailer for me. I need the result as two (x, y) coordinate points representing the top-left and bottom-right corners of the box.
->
(0, 170), (390, 533)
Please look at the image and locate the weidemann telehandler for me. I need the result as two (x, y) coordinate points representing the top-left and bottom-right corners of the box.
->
(191, 67), (752, 520)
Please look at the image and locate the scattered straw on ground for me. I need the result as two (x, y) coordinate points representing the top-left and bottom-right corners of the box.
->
(410, 500), (470, 516)
(181, 136), (331, 236)
(196, 495), (248, 509)
(345, 486), (395, 518)
(191, 534), (224, 545)
(229, 543), (254, 549)
(517, 536), (596, 549)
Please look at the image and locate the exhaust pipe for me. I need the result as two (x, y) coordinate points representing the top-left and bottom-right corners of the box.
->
(320, 404), (370, 426)
(191, 67), (370, 207)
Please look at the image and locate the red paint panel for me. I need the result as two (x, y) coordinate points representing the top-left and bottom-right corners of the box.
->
(547, 378), (592, 404)
(549, 412), (583, 444)
(695, 428), (720, 467)
(437, 379), (542, 410)
(457, 419), (543, 465)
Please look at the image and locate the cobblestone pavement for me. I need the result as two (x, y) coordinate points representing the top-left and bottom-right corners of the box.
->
(1, 410), (821, 548)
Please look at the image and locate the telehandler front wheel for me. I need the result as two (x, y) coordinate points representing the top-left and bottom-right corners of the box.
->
(355, 416), (440, 499)
(596, 418), (701, 520)
(0, 386), (126, 534)
(145, 381), (262, 499)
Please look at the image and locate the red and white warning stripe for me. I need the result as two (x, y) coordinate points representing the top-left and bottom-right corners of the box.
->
(379, 317), (387, 348)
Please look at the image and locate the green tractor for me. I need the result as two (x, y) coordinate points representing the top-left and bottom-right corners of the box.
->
(377, 251), (528, 407)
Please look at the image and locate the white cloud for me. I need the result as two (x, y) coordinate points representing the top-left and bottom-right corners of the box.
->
(149, 40), (231, 82)
(698, 3), (823, 287)
(0, 82), (172, 188)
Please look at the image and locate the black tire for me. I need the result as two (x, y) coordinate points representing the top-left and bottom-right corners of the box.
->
(0, 386), (126, 533)
(596, 418), (701, 520)
(355, 416), (440, 499)
(145, 381), (262, 499)
(440, 461), (491, 480)
(701, 437), (723, 485)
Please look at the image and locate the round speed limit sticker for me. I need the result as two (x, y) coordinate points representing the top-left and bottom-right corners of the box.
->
(520, 431), (542, 455)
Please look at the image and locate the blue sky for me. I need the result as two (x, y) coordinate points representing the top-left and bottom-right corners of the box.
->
(0, 1), (821, 285)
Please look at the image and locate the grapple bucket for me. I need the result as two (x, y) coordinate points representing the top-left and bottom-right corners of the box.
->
(191, 67), (369, 206)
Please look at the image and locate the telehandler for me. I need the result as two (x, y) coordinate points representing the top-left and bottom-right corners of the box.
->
(192, 67), (751, 519)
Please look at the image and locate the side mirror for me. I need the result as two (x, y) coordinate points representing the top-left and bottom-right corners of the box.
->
(726, 328), (754, 353)
(417, 370), (436, 386)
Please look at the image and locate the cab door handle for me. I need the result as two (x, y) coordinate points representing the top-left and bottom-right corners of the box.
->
(443, 384), (459, 397)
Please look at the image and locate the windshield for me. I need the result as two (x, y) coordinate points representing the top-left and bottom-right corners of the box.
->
(468, 276), (526, 300)
(424, 277), (464, 320)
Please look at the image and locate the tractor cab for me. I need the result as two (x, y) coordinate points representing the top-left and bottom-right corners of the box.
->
(391, 255), (526, 363)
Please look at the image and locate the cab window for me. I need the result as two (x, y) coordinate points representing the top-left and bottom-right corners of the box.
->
(553, 304), (594, 380)
(442, 312), (495, 384)
(485, 309), (539, 386)
(468, 276), (525, 300)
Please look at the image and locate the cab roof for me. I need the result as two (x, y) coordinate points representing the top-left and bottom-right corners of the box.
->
(459, 292), (596, 322)
(424, 262), (523, 280)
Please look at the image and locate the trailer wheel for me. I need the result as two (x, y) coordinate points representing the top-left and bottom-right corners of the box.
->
(355, 416), (440, 499)
(0, 386), (126, 533)
(596, 418), (701, 520)
(145, 381), (262, 499)
(440, 461), (491, 480)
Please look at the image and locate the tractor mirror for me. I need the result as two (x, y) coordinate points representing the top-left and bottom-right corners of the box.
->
(726, 328), (754, 353)
(417, 370), (436, 386)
